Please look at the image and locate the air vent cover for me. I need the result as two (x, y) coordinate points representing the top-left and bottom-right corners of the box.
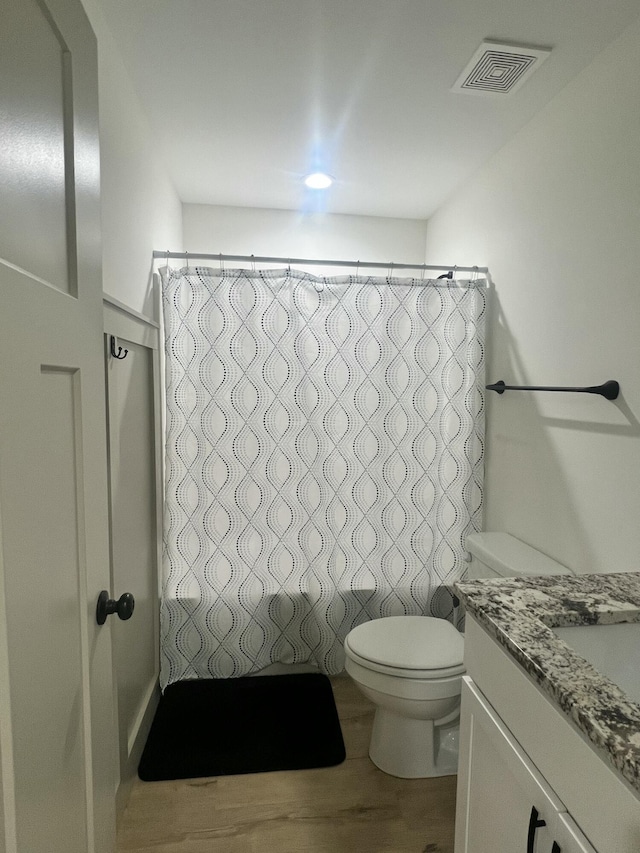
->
(453, 40), (551, 96)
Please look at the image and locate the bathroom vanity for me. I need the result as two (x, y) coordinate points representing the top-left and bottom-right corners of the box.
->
(454, 572), (640, 853)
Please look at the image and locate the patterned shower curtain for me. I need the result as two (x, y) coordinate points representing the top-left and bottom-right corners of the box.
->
(160, 266), (486, 688)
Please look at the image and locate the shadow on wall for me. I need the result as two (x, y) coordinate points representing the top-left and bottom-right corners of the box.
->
(483, 287), (639, 575)
(145, 261), (163, 322)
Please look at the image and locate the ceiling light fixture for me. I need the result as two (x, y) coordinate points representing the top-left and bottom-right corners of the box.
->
(304, 172), (333, 189)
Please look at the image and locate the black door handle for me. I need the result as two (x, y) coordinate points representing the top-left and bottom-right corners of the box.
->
(527, 806), (546, 853)
(96, 591), (135, 625)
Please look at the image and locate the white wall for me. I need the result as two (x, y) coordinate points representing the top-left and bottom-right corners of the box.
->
(81, 0), (183, 320)
(183, 204), (428, 270)
(425, 16), (640, 575)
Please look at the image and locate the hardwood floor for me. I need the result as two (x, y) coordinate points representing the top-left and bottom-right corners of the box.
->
(116, 675), (457, 853)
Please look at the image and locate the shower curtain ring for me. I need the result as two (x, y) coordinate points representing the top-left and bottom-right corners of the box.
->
(251, 254), (256, 273)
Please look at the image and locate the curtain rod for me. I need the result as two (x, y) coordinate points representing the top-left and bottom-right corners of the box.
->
(152, 250), (488, 275)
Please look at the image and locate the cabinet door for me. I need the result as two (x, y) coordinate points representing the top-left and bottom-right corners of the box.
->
(553, 814), (597, 853)
(455, 677), (564, 853)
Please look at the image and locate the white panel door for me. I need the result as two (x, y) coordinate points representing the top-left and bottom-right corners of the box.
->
(455, 677), (565, 853)
(0, 1), (116, 852)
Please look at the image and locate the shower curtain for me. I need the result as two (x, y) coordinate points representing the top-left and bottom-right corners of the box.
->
(160, 266), (486, 688)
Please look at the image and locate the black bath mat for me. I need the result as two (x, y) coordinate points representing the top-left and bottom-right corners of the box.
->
(138, 672), (345, 781)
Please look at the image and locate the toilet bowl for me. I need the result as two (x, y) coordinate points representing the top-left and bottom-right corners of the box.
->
(344, 532), (574, 779)
(344, 615), (464, 778)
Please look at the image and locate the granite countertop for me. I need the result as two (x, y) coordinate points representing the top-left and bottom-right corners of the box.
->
(454, 572), (640, 794)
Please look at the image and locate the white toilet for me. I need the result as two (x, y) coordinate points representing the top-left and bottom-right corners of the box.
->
(343, 532), (572, 778)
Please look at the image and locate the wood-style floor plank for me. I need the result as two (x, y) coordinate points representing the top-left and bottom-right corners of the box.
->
(117, 674), (456, 853)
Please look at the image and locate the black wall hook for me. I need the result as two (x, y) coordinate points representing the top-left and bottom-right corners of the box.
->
(110, 335), (128, 360)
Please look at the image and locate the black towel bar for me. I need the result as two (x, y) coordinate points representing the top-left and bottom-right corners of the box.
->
(486, 380), (619, 400)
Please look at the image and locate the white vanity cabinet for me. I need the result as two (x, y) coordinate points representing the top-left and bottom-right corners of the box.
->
(455, 677), (595, 853)
(553, 816), (597, 853)
(454, 615), (640, 853)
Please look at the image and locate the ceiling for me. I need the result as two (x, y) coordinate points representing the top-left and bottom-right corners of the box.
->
(95, 0), (640, 219)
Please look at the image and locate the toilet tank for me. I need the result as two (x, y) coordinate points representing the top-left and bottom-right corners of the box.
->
(465, 532), (573, 579)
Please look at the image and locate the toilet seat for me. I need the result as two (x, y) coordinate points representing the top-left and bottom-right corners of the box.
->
(344, 616), (464, 680)
(344, 642), (465, 680)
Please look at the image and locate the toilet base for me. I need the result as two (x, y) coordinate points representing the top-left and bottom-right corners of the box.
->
(368, 708), (459, 778)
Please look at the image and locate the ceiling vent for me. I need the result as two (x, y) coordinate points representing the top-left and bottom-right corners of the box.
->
(452, 40), (551, 97)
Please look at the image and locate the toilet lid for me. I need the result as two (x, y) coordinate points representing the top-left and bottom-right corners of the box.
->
(346, 616), (464, 671)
